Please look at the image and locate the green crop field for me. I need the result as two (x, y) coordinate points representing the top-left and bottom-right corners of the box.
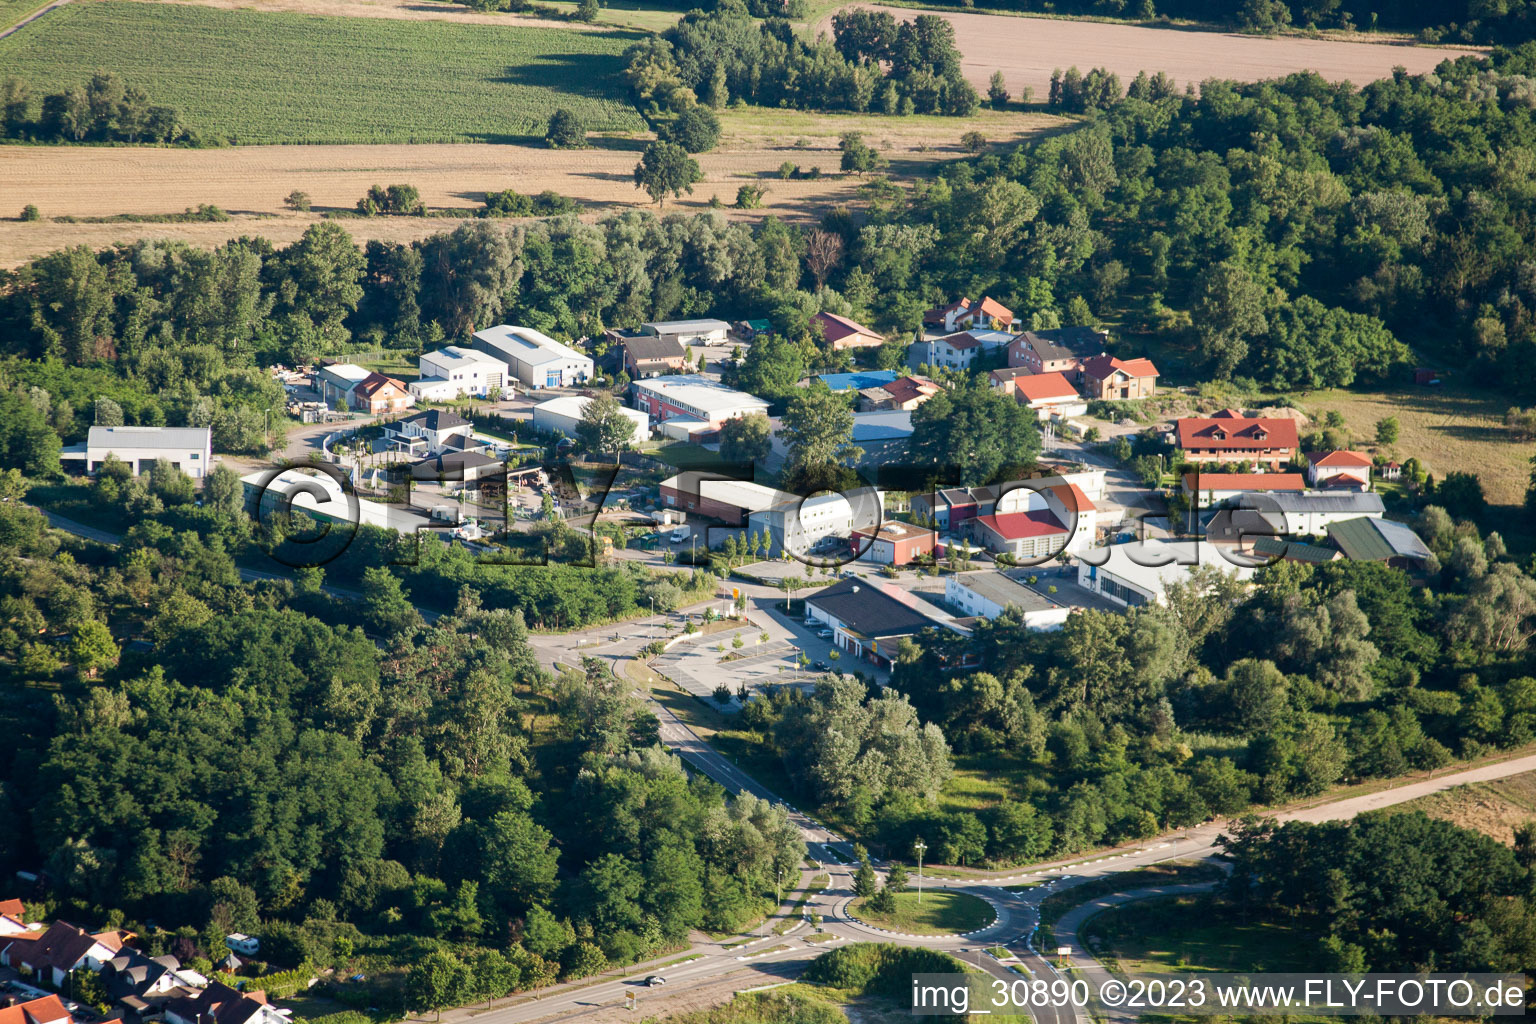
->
(0, 1), (648, 143)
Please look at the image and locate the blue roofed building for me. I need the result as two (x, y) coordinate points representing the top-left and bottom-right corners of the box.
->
(815, 370), (900, 392)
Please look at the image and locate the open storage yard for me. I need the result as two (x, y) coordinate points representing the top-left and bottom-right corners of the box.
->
(818, 4), (1482, 99)
(0, 0), (647, 143)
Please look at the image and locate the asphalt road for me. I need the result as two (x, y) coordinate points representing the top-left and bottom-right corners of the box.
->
(36, 506), (1536, 1024)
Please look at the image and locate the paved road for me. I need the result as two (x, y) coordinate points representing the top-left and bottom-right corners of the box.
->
(36, 504), (1536, 1024)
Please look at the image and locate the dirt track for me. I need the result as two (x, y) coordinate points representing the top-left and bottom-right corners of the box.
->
(815, 5), (1482, 100)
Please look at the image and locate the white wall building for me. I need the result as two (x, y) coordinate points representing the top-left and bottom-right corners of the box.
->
(1078, 540), (1258, 608)
(532, 395), (650, 446)
(471, 325), (593, 389)
(314, 363), (372, 407)
(241, 469), (425, 533)
(1241, 491), (1386, 537)
(61, 426), (214, 478)
(747, 489), (883, 558)
(632, 375), (771, 429)
(945, 571), (1071, 629)
(641, 319), (732, 346)
(992, 480), (1098, 555)
(909, 329), (1013, 371)
(416, 347), (509, 399)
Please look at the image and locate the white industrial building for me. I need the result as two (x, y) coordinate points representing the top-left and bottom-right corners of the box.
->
(747, 488), (884, 558)
(531, 395), (650, 446)
(61, 426), (214, 478)
(415, 347), (509, 399)
(313, 363), (372, 407)
(1078, 540), (1258, 608)
(641, 319), (732, 346)
(471, 325), (593, 389)
(945, 571), (1070, 629)
(1240, 491), (1386, 538)
(631, 375), (771, 430)
(240, 469), (423, 533)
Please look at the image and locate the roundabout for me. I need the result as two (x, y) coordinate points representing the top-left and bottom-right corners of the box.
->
(846, 888), (997, 937)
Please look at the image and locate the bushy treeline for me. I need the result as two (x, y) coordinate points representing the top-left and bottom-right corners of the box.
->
(0, 507), (803, 997)
(740, 525), (1535, 866)
(1, 73), (189, 144)
(625, 3), (978, 119)
(1221, 811), (1536, 971)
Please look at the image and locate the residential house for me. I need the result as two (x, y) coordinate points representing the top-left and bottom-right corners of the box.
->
(1078, 540), (1258, 608)
(165, 982), (287, 1024)
(1239, 491), (1385, 537)
(1079, 355), (1159, 400)
(640, 319), (731, 346)
(0, 994), (71, 1024)
(0, 921), (132, 987)
(0, 899), (31, 936)
(1176, 416), (1300, 471)
(1326, 516), (1435, 570)
(813, 312), (884, 350)
(1181, 472), (1308, 509)
(415, 347), (509, 399)
(350, 372), (415, 414)
(471, 325), (592, 389)
(945, 571), (1070, 629)
(1006, 326), (1109, 377)
(914, 329), (1013, 371)
(312, 362), (372, 407)
(850, 520), (935, 565)
(410, 450), (504, 486)
(857, 375), (941, 412)
(1307, 450), (1374, 489)
(803, 578), (965, 669)
(923, 296), (1016, 334)
(1014, 372), (1087, 420)
(532, 395), (650, 446)
(99, 949), (208, 1021)
(388, 409), (473, 455)
(59, 426), (213, 479)
(987, 366), (1035, 396)
(619, 335), (688, 379)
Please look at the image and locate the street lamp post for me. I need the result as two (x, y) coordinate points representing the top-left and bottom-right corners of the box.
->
(913, 838), (927, 905)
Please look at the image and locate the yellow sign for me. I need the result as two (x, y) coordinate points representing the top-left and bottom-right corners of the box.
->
(732, 587), (740, 600)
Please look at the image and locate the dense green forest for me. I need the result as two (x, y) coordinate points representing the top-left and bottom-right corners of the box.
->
(1219, 811), (1536, 970)
(0, 496), (802, 1003)
(735, 541), (1536, 865)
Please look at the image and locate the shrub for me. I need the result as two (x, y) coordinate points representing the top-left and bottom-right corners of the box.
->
(661, 105), (720, 153)
(284, 190), (312, 212)
(778, 161), (797, 179)
(20, 204), (40, 221)
(803, 943), (961, 996)
(734, 184), (766, 209)
(545, 107), (586, 148)
(356, 183), (422, 215)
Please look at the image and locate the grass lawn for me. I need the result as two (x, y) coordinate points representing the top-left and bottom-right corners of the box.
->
(848, 889), (994, 935)
(1083, 895), (1315, 974)
(0, 1), (646, 144)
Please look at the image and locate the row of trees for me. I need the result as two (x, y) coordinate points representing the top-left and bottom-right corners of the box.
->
(627, 3), (978, 120)
(2, 73), (187, 144)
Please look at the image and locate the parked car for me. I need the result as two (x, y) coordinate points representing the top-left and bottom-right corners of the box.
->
(814, 661), (831, 672)
(817, 629), (834, 640)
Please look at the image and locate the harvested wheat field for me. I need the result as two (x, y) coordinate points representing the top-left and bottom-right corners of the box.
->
(818, 5), (1482, 100)
(0, 107), (1060, 266)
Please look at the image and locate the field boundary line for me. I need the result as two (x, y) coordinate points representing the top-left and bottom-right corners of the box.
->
(0, 0), (68, 39)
